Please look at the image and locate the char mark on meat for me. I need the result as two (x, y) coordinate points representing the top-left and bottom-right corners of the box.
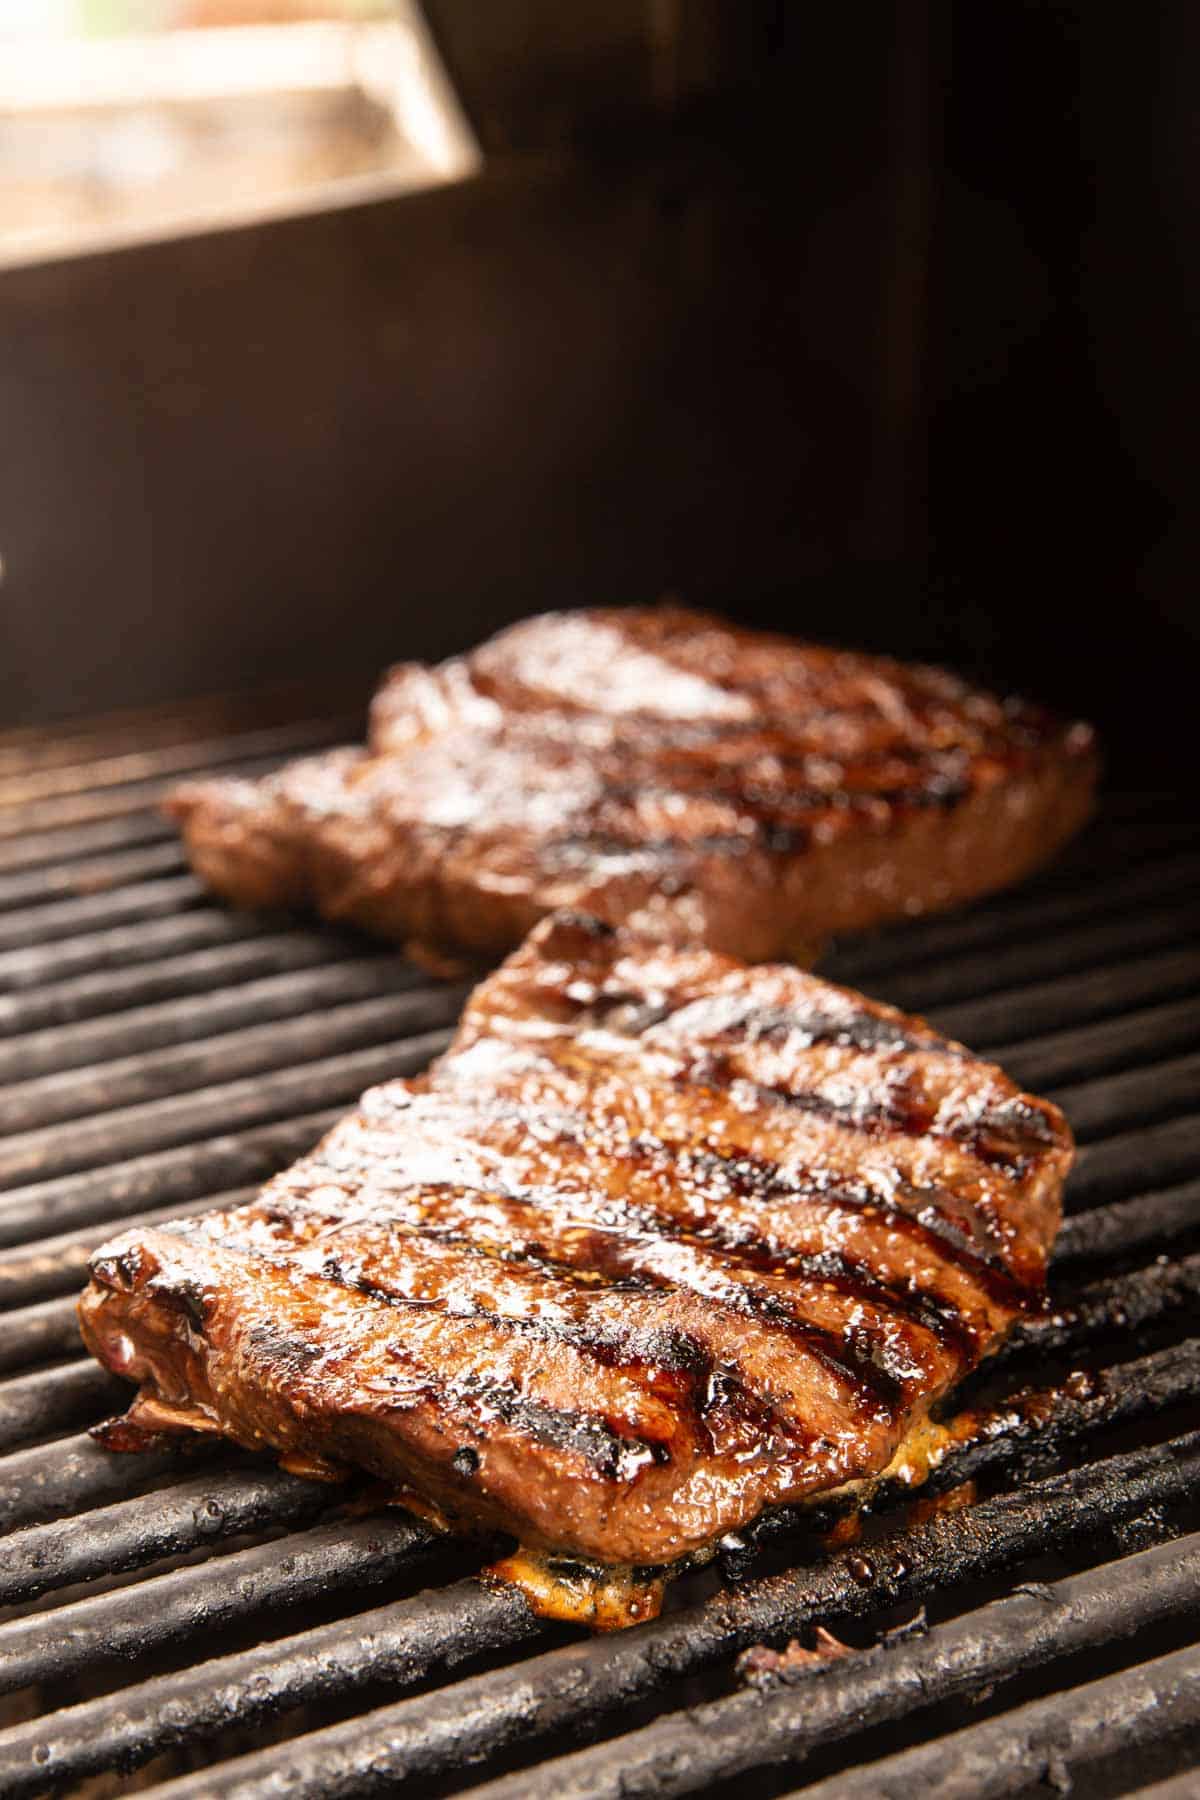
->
(165, 605), (1098, 964)
(80, 913), (1074, 1602)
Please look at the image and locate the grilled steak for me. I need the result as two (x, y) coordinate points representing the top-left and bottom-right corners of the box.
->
(167, 606), (1098, 965)
(80, 912), (1073, 1624)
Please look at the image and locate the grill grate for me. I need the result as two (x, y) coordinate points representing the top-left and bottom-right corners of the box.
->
(0, 702), (1195, 1798)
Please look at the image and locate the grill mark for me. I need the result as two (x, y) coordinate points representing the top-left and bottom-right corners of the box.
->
(312, 1231), (827, 1463)
(674, 1053), (1050, 1181)
(188, 1229), (674, 1482)
(205, 1220), (691, 1371)
(658, 1137), (1021, 1296)
(440, 1376), (665, 1482)
(311, 1085), (1026, 1300)
(587, 770), (974, 816)
(523, 1226), (917, 1413)
(544, 775), (973, 866)
(331, 1076), (1034, 1308)
(361, 1080), (1029, 1296)
(545, 831), (762, 865)
(605, 1124), (1025, 1303)
(635, 1139), (1030, 1310)
(576, 991), (955, 1060)
(179, 1221), (816, 1475)
(504, 1196), (976, 1371)
(247, 1177), (954, 1411)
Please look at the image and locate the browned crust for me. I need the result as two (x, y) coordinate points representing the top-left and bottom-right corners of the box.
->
(80, 913), (1073, 1576)
(166, 728), (1097, 964)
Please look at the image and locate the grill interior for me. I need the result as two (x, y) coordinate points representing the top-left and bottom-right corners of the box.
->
(0, 698), (1196, 1799)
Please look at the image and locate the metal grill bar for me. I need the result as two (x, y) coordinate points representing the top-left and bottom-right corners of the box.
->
(1055, 1177), (1200, 1266)
(0, 954), (423, 1082)
(0, 724), (353, 842)
(1004, 1257), (1200, 1358)
(0, 983), (467, 1136)
(0, 1573), (542, 1797)
(1130, 1774), (1200, 1800)
(787, 1642), (1200, 1800)
(1070, 1115), (1200, 1209)
(995, 992), (1200, 1092)
(0, 1511), (437, 1699)
(0, 1294), (84, 1373)
(0, 715), (357, 809)
(0, 907), (291, 995)
(0, 1186), (266, 1310)
(110, 1432), (1200, 1800)
(0, 1463), (330, 1608)
(0, 1429), (216, 1534)
(0, 1031), (450, 1189)
(920, 1337), (1200, 1486)
(0, 1114), (340, 1248)
(0, 933), (388, 1041)
(932, 944), (1200, 1049)
(0, 683), (360, 767)
(466, 1533), (1200, 1800)
(824, 839), (1200, 985)
(0, 1362), (126, 1454)
(0, 874), (210, 954)
(0, 812), (179, 877)
(859, 898), (1200, 1015)
(1043, 1049), (1200, 1143)
(0, 839), (184, 914)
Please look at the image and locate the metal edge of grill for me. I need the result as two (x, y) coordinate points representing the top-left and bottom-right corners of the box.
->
(0, 703), (1194, 1800)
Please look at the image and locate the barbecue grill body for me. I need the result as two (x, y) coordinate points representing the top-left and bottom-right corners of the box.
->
(0, 695), (1194, 1796)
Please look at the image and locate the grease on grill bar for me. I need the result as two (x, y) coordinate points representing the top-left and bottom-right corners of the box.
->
(0, 701), (1194, 1798)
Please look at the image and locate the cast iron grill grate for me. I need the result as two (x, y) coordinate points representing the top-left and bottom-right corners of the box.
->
(0, 698), (1195, 1798)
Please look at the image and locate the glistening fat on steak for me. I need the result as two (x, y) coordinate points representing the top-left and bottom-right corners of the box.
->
(166, 606), (1098, 965)
(80, 912), (1074, 1628)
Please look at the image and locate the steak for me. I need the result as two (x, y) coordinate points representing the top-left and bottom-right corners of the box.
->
(167, 606), (1098, 965)
(80, 912), (1073, 1625)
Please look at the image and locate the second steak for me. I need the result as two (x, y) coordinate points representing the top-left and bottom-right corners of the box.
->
(167, 606), (1098, 965)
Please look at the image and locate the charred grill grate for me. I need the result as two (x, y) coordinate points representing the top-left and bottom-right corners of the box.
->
(0, 701), (1195, 1798)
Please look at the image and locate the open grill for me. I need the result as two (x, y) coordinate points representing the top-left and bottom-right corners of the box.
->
(0, 698), (1196, 1798)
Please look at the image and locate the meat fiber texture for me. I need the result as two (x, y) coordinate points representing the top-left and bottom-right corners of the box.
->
(166, 606), (1099, 966)
(81, 912), (1073, 1596)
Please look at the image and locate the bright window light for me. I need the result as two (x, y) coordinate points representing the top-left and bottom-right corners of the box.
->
(0, 2), (481, 267)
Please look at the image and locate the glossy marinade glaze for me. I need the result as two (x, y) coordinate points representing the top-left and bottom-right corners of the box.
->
(167, 606), (1098, 965)
(80, 913), (1073, 1621)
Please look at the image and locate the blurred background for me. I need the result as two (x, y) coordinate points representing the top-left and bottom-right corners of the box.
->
(0, 1), (1195, 779)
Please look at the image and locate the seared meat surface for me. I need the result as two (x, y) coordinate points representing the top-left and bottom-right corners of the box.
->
(81, 913), (1072, 1599)
(167, 607), (1098, 964)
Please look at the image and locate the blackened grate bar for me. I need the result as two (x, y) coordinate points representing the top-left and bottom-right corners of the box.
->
(0, 941), (405, 1056)
(467, 1532), (1200, 1800)
(127, 1433), (1200, 1800)
(0, 1117), (342, 1248)
(786, 1641), (1200, 1800)
(0, 983), (467, 1135)
(0, 700), (1191, 1799)
(0, 1462), (331, 1608)
(0, 1028), (452, 1188)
